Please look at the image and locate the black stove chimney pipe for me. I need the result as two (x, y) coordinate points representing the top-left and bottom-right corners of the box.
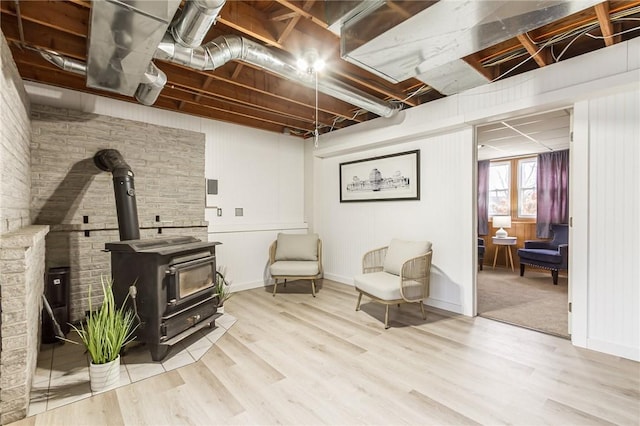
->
(94, 149), (140, 241)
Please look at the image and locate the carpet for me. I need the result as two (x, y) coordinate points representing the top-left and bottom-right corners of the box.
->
(477, 267), (569, 338)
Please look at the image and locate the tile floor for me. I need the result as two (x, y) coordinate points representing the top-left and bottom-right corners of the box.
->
(28, 313), (237, 416)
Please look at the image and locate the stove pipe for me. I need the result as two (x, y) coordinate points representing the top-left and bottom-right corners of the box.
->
(94, 149), (140, 241)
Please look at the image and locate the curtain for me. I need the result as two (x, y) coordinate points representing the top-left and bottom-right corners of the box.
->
(477, 160), (490, 235)
(536, 149), (569, 237)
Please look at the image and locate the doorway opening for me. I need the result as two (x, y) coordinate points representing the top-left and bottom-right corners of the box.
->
(475, 109), (571, 339)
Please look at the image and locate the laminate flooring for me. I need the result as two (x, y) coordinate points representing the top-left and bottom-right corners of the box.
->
(12, 279), (640, 425)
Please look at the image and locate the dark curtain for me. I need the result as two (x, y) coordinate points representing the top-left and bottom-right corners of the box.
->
(536, 149), (569, 237)
(477, 160), (490, 235)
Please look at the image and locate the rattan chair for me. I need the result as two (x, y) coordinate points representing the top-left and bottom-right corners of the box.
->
(354, 239), (433, 329)
(269, 233), (322, 297)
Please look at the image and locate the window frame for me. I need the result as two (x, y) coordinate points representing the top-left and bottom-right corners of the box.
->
(517, 157), (537, 218)
(487, 160), (511, 218)
(488, 155), (537, 222)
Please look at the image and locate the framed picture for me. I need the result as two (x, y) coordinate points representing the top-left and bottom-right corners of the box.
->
(339, 150), (420, 202)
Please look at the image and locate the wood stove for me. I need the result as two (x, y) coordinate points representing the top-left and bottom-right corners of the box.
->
(105, 236), (221, 361)
(94, 149), (221, 361)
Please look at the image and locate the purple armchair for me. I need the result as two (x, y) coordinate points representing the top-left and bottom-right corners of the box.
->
(517, 224), (568, 285)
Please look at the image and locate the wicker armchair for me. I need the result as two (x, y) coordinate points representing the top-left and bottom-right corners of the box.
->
(354, 239), (433, 329)
(269, 233), (323, 297)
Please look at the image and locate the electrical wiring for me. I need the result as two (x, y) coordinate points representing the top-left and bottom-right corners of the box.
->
(322, 5), (640, 136)
(584, 18), (640, 40)
(483, 5), (640, 68)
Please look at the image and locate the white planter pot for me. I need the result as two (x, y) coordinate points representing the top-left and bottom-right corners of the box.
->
(90, 355), (120, 393)
(217, 305), (224, 314)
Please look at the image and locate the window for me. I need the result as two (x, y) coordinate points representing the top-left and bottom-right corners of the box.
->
(518, 158), (537, 217)
(488, 161), (510, 216)
(488, 157), (537, 219)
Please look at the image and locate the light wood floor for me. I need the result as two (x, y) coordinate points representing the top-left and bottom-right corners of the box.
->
(13, 280), (640, 425)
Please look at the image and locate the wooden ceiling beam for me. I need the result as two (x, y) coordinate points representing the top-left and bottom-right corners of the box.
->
(216, 3), (418, 106)
(2, 12), (360, 123)
(217, 1), (284, 49)
(274, 0), (327, 28)
(158, 60), (361, 122)
(0, 0), (88, 38)
(5, 16), (359, 122)
(160, 98), (298, 135)
(160, 65), (342, 126)
(14, 55), (315, 134)
(1, 15), (86, 59)
(516, 33), (551, 67)
(277, 15), (301, 44)
(594, 2), (616, 46)
(462, 54), (497, 82)
(161, 86), (315, 132)
(15, 62), (134, 104)
(230, 64), (244, 80)
(270, 11), (298, 22)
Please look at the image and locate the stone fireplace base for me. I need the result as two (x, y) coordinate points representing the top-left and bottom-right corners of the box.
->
(0, 225), (49, 425)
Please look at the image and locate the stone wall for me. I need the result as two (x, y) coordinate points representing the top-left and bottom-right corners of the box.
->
(0, 31), (31, 234)
(30, 105), (208, 322)
(0, 226), (48, 424)
(0, 30), (46, 425)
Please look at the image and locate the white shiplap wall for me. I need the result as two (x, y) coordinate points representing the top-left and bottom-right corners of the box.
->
(23, 82), (307, 292)
(311, 38), (639, 360)
(573, 89), (640, 360)
(315, 127), (475, 315)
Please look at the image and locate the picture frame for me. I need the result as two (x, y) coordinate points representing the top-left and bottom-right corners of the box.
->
(339, 150), (420, 202)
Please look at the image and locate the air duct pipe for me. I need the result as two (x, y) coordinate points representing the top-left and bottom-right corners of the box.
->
(171, 0), (226, 48)
(155, 34), (400, 118)
(39, 50), (87, 75)
(93, 149), (140, 241)
(135, 62), (168, 106)
(39, 50), (166, 106)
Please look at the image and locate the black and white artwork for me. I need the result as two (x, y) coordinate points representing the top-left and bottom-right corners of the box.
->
(339, 150), (420, 202)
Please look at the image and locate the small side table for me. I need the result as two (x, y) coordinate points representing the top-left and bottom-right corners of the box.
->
(492, 236), (517, 271)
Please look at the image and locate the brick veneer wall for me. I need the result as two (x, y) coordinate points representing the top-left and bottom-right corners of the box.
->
(30, 105), (208, 322)
(1, 31), (50, 425)
(0, 31), (31, 234)
(0, 226), (48, 424)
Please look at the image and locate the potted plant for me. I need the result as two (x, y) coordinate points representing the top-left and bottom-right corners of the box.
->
(70, 276), (137, 392)
(214, 270), (232, 313)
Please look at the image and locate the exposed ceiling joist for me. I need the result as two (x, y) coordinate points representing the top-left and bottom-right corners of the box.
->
(1, 0), (638, 138)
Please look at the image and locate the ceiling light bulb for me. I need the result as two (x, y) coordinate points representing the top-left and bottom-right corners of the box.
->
(313, 58), (325, 72)
(296, 58), (308, 72)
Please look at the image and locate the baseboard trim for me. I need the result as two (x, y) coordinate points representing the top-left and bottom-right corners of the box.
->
(587, 337), (639, 362)
(425, 298), (463, 315)
(323, 273), (352, 285)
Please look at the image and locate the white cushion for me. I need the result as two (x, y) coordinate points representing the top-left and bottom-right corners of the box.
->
(383, 239), (432, 276)
(354, 272), (402, 300)
(274, 233), (319, 261)
(270, 260), (319, 277)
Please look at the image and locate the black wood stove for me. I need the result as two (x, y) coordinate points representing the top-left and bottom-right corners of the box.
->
(95, 149), (221, 361)
(105, 237), (221, 361)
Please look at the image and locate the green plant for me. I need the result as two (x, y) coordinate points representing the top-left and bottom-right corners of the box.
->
(214, 270), (232, 307)
(70, 276), (138, 365)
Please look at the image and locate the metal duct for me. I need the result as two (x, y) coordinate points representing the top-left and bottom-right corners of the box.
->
(170, 0), (226, 48)
(340, 0), (602, 91)
(135, 62), (167, 105)
(87, 0), (181, 96)
(39, 50), (87, 75)
(94, 149), (140, 241)
(155, 34), (400, 118)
